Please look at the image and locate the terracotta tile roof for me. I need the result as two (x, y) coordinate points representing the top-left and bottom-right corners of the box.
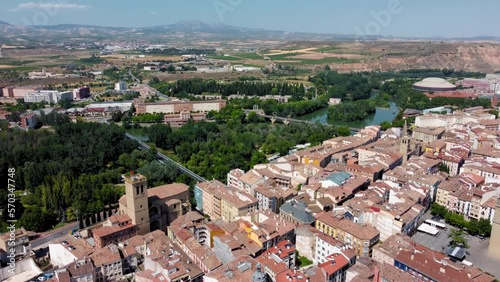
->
(203, 255), (262, 282)
(316, 213), (379, 241)
(319, 253), (349, 275)
(147, 183), (189, 200)
(255, 252), (289, 277)
(90, 245), (121, 266)
(276, 267), (327, 282)
(52, 235), (94, 260)
(92, 225), (136, 239)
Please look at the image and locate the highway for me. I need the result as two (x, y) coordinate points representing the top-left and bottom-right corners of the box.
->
(125, 133), (207, 182)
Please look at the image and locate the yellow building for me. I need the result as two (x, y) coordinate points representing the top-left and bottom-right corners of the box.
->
(316, 213), (379, 258)
(195, 180), (258, 222)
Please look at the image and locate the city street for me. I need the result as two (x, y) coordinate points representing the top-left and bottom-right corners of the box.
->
(31, 222), (78, 249)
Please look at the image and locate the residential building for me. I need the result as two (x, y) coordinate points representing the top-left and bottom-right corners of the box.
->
(316, 213), (380, 258)
(53, 258), (96, 282)
(24, 90), (73, 103)
(203, 255), (267, 282)
(173, 229), (222, 273)
(255, 240), (295, 281)
(194, 180), (258, 222)
(0, 228), (31, 260)
(139, 236), (204, 282)
(279, 199), (316, 226)
(73, 86), (91, 100)
(20, 113), (37, 129)
(255, 183), (295, 213)
(295, 226), (319, 263)
(91, 214), (137, 249)
(412, 127), (445, 144)
(372, 234), (413, 266)
(415, 110), (495, 130)
(90, 244), (123, 282)
(395, 243), (495, 282)
(319, 253), (350, 282)
(275, 267), (327, 282)
(49, 236), (95, 267)
(315, 232), (353, 265)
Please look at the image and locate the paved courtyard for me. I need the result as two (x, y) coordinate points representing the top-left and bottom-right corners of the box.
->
(466, 236), (500, 278)
(411, 214), (500, 279)
(411, 221), (451, 252)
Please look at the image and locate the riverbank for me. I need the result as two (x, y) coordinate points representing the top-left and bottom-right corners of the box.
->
(296, 101), (399, 128)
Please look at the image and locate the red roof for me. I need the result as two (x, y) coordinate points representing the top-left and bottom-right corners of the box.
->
(319, 253), (349, 275)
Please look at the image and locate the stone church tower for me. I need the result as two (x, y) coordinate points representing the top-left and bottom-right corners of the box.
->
(399, 120), (411, 164)
(124, 173), (150, 235)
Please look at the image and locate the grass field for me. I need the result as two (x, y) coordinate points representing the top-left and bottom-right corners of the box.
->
(267, 52), (360, 65)
(210, 55), (243, 61)
(315, 46), (343, 52)
(233, 53), (263, 60)
(267, 52), (306, 60)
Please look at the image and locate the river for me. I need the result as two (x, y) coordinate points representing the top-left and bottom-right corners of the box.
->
(297, 101), (399, 128)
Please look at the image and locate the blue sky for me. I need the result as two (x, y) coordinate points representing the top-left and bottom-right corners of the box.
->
(0, 0), (498, 37)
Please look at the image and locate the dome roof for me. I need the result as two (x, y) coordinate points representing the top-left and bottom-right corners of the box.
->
(413, 77), (456, 90)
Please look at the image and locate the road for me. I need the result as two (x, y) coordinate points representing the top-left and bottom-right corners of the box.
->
(31, 222), (78, 249)
(125, 133), (206, 182)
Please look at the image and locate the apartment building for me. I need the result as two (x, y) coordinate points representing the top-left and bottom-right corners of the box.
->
(316, 213), (380, 258)
(0, 228), (32, 260)
(92, 214), (137, 249)
(194, 180), (258, 222)
(90, 244), (123, 282)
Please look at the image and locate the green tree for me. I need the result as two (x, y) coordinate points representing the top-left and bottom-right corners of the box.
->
(431, 203), (447, 218)
(380, 121), (392, 131)
(137, 161), (178, 187)
(18, 207), (57, 232)
(449, 228), (469, 248)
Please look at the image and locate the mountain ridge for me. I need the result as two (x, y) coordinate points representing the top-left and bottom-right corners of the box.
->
(0, 20), (499, 42)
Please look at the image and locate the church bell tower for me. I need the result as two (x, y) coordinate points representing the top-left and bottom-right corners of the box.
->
(124, 173), (150, 235)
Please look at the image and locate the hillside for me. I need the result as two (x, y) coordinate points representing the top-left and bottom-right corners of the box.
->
(274, 41), (500, 73)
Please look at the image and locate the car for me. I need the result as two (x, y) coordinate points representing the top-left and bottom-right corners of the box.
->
(37, 277), (46, 281)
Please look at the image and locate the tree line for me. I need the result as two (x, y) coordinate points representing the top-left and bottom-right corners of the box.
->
(0, 122), (179, 232)
(152, 78), (307, 101)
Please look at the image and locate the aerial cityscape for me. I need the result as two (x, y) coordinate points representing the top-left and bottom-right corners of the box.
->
(1, 1), (500, 282)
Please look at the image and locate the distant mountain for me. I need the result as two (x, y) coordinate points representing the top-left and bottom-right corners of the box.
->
(0, 20), (497, 44)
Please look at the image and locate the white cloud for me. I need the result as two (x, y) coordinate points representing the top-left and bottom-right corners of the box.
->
(150, 12), (158, 15)
(11, 2), (91, 12)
